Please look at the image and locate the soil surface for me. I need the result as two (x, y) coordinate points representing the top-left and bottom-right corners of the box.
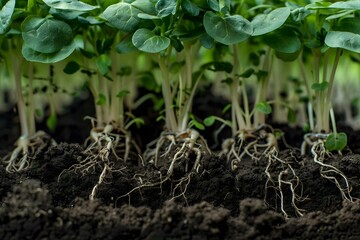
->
(1, 93), (360, 240)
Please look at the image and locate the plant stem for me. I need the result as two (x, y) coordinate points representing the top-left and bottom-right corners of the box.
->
(159, 54), (178, 131)
(324, 48), (341, 133)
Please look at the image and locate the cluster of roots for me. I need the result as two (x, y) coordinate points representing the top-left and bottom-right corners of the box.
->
(3, 131), (55, 173)
(117, 129), (211, 203)
(220, 125), (353, 218)
(60, 121), (140, 200)
(221, 124), (279, 170)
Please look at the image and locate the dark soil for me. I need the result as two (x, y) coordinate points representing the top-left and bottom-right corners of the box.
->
(2, 93), (360, 239)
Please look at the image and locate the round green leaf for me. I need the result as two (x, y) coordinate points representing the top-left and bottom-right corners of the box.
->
(0, 0), (15, 34)
(251, 7), (290, 36)
(156, 0), (176, 17)
(263, 28), (301, 54)
(132, 28), (170, 53)
(255, 101), (272, 115)
(22, 17), (73, 54)
(22, 40), (77, 63)
(63, 61), (80, 74)
(204, 116), (216, 127)
(311, 82), (328, 91)
(329, 1), (360, 10)
(203, 11), (252, 45)
(325, 31), (360, 53)
(96, 54), (112, 76)
(325, 132), (347, 151)
(181, 0), (200, 16)
(101, 2), (142, 32)
(43, 0), (99, 11)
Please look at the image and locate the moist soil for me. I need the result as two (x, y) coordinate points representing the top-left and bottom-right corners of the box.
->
(1, 92), (360, 240)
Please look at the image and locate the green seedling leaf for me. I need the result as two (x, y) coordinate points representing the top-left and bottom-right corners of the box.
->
(63, 61), (80, 74)
(311, 81), (329, 91)
(222, 103), (231, 114)
(325, 31), (360, 53)
(49, 8), (84, 20)
(137, 13), (160, 20)
(238, 68), (254, 78)
(101, 2), (142, 32)
(46, 113), (57, 132)
(325, 10), (354, 21)
(291, 7), (311, 22)
(116, 37), (137, 53)
(329, 1), (360, 10)
(96, 93), (106, 105)
(181, 0), (200, 16)
(22, 17), (73, 54)
(22, 40), (77, 63)
(170, 37), (184, 52)
(0, 0), (15, 34)
(263, 28), (301, 54)
(333, 18), (360, 35)
(203, 11), (252, 45)
(221, 77), (233, 85)
(251, 7), (290, 36)
(325, 132), (347, 151)
(189, 119), (205, 130)
(156, 0), (176, 17)
(96, 54), (112, 76)
(132, 28), (170, 53)
(116, 90), (130, 98)
(204, 116), (216, 127)
(201, 61), (233, 73)
(200, 33), (214, 49)
(43, 0), (98, 11)
(255, 101), (272, 114)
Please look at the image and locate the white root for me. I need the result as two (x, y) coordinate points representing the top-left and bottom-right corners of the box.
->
(265, 148), (305, 219)
(60, 118), (139, 200)
(222, 125), (306, 218)
(119, 129), (210, 204)
(310, 139), (353, 202)
(3, 131), (56, 173)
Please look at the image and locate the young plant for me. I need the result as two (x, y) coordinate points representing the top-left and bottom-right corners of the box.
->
(102, 0), (216, 200)
(1, 0), (80, 172)
(292, 1), (360, 204)
(204, 2), (309, 218)
(55, 1), (144, 200)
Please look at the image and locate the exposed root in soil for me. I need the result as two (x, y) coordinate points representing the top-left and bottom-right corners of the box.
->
(3, 131), (56, 173)
(264, 149), (306, 219)
(302, 133), (353, 202)
(221, 124), (279, 170)
(59, 117), (140, 200)
(117, 129), (211, 204)
(222, 125), (307, 218)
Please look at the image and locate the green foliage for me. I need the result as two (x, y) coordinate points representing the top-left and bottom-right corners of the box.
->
(96, 54), (112, 75)
(255, 101), (272, 115)
(311, 82), (329, 91)
(42, 0), (99, 11)
(63, 61), (80, 74)
(132, 28), (170, 53)
(203, 11), (253, 45)
(251, 7), (290, 36)
(325, 132), (347, 151)
(0, 0), (15, 34)
(325, 31), (360, 53)
(22, 17), (73, 54)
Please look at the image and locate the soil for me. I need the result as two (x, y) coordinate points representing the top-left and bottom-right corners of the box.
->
(1, 91), (360, 240)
